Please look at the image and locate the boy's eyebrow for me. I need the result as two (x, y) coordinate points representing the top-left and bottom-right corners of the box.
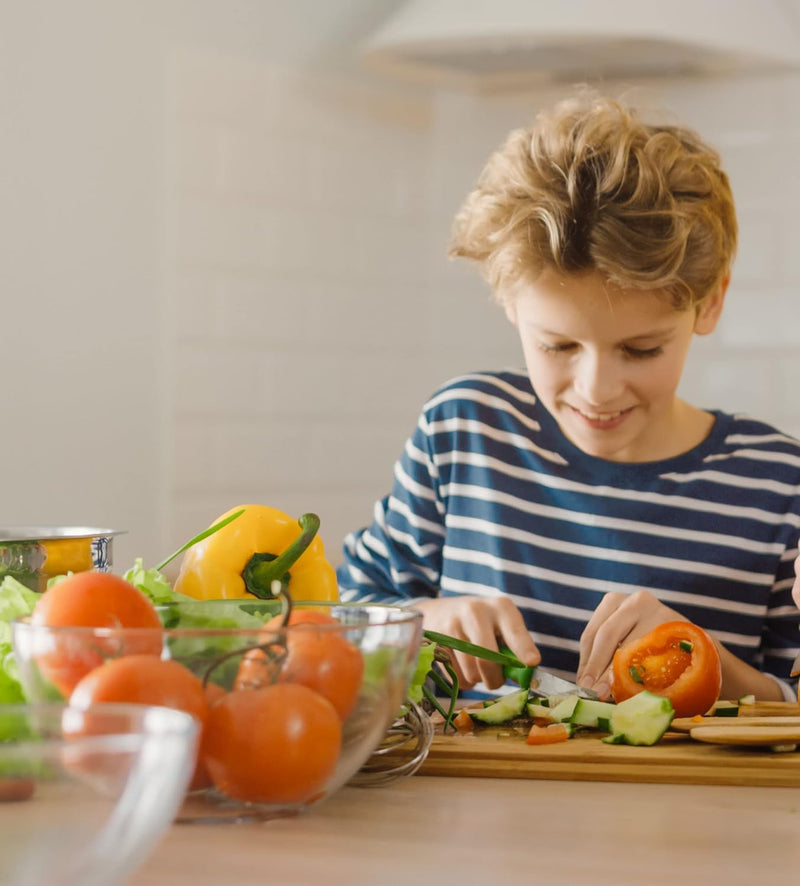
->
(535, 325), (679, 342)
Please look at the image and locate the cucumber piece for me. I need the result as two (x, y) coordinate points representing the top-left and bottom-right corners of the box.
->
(548, 695), (581, 722)
(526, 701), (555, 721)
(710, 701), (739, 717)
(737, 694), (756, 706)
(607, 691), (674, 746)
(466, 688), (530, 725)
(570, 698), (616, 729)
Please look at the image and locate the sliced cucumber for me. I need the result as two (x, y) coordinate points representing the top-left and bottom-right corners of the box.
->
(710, 700), (739, 717)
(548, 695), (581, 722)
(737, 694), (756, 706)
(466, 688), (530, 725)
(526, 701), (555, 721)
(570, 698), (616, 730)
(605, 691), (674, 746)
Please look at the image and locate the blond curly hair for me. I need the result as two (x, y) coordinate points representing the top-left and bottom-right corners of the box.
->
(449, 93), (737, 309)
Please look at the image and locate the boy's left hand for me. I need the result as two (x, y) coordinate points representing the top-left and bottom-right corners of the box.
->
(576, 590), (686, 700)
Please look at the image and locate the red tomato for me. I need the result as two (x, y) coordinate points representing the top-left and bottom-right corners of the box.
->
(202, 683), (341, 805)
(525, 723), (571, 745)
(452, 709), (474, 734)
(189, 682), (227, 791)
(235, 612), (364, 720)
(611, 620), (722, 718)
(0, 778), (35, 802)
(31, 572), (163, 697)
(68, 654), (208, 786)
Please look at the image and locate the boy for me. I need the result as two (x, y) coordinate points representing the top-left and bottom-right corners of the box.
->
(337, 92), (800, 703)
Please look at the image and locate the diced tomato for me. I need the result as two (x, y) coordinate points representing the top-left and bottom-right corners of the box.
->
(525, 723), (571, 745)
(453, 708), (474, 733)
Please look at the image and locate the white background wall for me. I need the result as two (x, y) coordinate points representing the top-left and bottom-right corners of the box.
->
(2, 1), (799, 573)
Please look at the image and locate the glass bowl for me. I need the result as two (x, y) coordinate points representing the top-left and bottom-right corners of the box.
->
(12, 600), (423, 823)
(0, 703), (197, 886)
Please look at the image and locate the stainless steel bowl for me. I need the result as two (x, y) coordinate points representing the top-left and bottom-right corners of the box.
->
(0, 527), (124, 592)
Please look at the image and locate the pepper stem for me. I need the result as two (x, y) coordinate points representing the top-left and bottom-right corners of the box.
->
(241, 513), (320, 600)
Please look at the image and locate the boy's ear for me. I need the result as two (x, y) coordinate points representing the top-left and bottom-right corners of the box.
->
(694, 276), (729, 336)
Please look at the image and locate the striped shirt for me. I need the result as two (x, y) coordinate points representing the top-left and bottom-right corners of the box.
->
(337, 370), (800, 692)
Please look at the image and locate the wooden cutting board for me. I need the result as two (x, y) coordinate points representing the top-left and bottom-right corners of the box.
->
(417, 702), (800, 787)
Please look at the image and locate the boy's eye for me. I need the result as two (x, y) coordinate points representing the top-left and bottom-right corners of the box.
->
(538, 342), (575, 354)
(622, 345), (663, 359)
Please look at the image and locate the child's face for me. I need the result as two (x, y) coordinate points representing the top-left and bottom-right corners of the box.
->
(506, 269), (723, 462)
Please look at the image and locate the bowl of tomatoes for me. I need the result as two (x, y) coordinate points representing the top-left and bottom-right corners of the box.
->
(11, 572), (423, 823)
(0, 702), (197, 886)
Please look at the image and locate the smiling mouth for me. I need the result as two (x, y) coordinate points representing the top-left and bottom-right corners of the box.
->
(570, 405), (634, 427)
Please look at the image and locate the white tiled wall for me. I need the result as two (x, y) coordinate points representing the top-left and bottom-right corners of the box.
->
(165, 51), (800, 567)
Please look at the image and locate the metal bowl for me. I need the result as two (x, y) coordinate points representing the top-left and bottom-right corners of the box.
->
(0, 527), (124, 593)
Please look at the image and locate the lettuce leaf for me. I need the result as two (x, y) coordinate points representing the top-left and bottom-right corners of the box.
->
(0, 576), (39, 704)
(407, 639), (437, 706)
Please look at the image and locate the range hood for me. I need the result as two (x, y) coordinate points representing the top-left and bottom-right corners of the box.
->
(361, 0), (800, 92)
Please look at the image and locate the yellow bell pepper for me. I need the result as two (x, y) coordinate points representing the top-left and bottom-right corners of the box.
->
(42, 539), (94, 580)
(173, 504), (338, 602)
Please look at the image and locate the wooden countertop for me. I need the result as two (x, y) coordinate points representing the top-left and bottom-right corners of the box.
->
(131, 774), (800, 885)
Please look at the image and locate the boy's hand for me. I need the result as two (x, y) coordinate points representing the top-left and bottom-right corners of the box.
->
(412, 596), (540, 690)
(576, 590), (686, 700)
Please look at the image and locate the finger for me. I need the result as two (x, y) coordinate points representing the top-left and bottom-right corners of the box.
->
(477, 658), (506, 691)
(594, 666), (614, 701)
(577, 593), (626, 682)
(578, 597), (644, 689)
(453, 649), (482, 689)
(456, 609), (506, 689)
(493, 606), (541, 668)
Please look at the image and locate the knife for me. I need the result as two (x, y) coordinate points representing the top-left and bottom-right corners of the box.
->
(422, 630), (599, 700)
(528, 666), (599, 700)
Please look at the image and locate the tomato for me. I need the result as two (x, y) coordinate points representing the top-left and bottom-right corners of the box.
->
(525, 723), (571, 745)
(0, 778), (35, 802)
(32, 572), (161, 630)
(31, 572), (162, 697)
(202, 683), (341, 805)
(68, 654), (208, 786)
(189, 682), (227, 791)
(235, 611), (364, 720)
(611, 620), (722, 719)
(452, 708), (474, 733)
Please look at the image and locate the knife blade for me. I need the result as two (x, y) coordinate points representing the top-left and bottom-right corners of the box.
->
(529, 667), (598, 700)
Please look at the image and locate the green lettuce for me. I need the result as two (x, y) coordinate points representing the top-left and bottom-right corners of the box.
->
(124, 559), (272, 687)
(407, 639), (437, 705)
(0, 576), (39, 704)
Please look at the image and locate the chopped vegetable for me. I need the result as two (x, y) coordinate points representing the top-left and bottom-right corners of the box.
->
(604, 690), (674, 746)
(466, 688), (529, 725)
(526, 722), (572, 745)
(452, 708), (474, 733)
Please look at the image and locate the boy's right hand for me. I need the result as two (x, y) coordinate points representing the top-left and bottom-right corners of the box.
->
(411, 596), (540, 690)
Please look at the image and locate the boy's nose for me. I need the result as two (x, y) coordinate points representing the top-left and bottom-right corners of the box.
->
(573, 352), (623, 405)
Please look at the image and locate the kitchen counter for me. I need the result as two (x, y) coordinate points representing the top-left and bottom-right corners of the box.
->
(132, 774), (800, 885)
